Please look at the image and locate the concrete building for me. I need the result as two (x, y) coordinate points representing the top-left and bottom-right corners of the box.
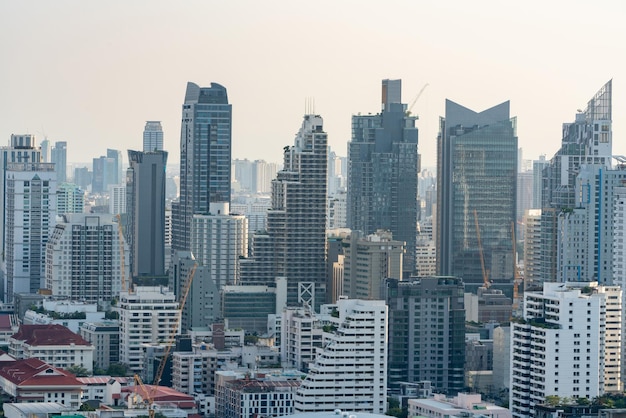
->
(91, 155), (115, 194)
(57, 183), (84, 214)
(172, 82), (232, 253)
(241, 114), (328, 309)
(221, 280), (286, 333)
(294, 299), (387, 414)
(342, 230), (403, 300)
(45, 214), (128, 302)
(540, 81), (612, 283)
(523, 209), (542, 287)
(348, 79), (419, 275)
(108, 184), (125, 215)
(436, 99), (518, 294)
(143, 121), (164, 152)
(5, 162), (56, 301)
(118, 286), (179, 373)
(79, 321), (120, 370)
(106, 149), (123, 186)
(510, 282), (620, 418)
(190, 202), (248, 289)
(229, 196), (271, 236)
(409, 393), (511, 418)
(9, 324), (95, 372)
(384, 277), (466, 394)
(280, 308), (324, 372)
(126, 150), (168, 277)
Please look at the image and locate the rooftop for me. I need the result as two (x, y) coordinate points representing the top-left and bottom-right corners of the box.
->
(11, 324), (92, 346)
(0, 358), (82, 387)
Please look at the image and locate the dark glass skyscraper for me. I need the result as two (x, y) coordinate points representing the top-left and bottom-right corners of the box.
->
(436, 100), (517, 293)
(172, 82), (232, 252)
(347, 79), (419, 275)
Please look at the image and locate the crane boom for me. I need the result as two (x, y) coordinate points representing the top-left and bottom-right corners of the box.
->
(474, 209), (489, 288)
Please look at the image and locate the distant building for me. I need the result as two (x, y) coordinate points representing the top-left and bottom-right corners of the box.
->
(106, 149), (123, 185)
(294, 299), (387, 414)
(9, 324), (95, 372)
(108, 184), (126, 215)
(57, 183), (85, 214)
(50, 141), (67, 184)
(143, 121), (164, 152)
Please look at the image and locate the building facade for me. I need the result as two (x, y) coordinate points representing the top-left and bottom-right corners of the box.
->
(143, 121), (164, 152)
(51, 141), (67, 184)
(348, 79), (419, 275)
(57, 182), (85, 214)
(436, 99), (518, 293)
(172, 82), (232, 253)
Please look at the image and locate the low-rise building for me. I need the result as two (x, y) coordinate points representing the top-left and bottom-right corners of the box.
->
(408, 393), (511, 418)
(79, 321), (120, 370)
(9, 324), (94, 372)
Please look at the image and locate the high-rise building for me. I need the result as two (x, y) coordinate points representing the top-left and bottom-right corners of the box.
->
(107, 149), (123, 185)
(40, 138), (50, 163)
(384, 277), (465, 394)
(522, 209), (542, 287)
(540, 81), (612, 282)
(436, 99), (518, 293)
(0, 135), (42, 268)
(294, 299), (387, 414)
(342, 230), (403, 300)
(45, 214), (128, 302)
(532, 155), (548, 209)
(5, 162), (56, 301)
(51, 141), (67, 184)
(119, 286), (179, 374)
(241, 114), (328, 308)
(143, 121), (164, 152)
(190, 202), (248, 289)
(510, 282), (620, 417)
(91, 156), (115, 194)
(73, 166), (91, 191)
(348, 79), (419, 275)
(108, 184), (126, 215)
(126, 150), (168, 277)
(57, 183), (85, 215)
(172, 82), (232, 253)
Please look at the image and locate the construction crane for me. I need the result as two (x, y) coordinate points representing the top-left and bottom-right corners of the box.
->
(473, 209), (490, 289)
(407, 83), (430, 116)
(115, 214), (129, 293)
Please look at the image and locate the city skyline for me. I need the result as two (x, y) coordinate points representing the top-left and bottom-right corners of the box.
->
(2, 1), (625, 168)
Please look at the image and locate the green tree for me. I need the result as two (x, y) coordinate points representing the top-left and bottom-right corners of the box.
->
(66, 365), (90, 377)
(79, 403), (96, 411)
(107, 362), (129, 376)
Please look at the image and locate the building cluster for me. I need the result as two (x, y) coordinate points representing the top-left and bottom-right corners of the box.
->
(0, 78), (625, 418)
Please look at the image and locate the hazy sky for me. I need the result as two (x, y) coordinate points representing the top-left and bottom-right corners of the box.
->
(2, 1), (625, 169)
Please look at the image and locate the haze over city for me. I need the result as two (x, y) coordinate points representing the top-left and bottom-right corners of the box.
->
(2, 0), (625, 167)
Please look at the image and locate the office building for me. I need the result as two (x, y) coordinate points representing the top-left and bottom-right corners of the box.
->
(190, 202), (248, 289)
(509, 282), (620, 418)
(92, 156), (115, 193)
(348, 79), (419, 275)
(342, 230), (403, 300)
(118, 286), (179, 374)
(126, 150), (168, 277)
(436, 99), (518, 293)
(57, 183), (84, 214)
(79, 321), (120, 370)
(107, 149), (123, 185)
(73, 166), (91, 191)
(293, 299), (387, 414)
(240, 114), (328, 309)
(40, 138), (50, 163)
(172, 82), (232, 252)
(540, 81), (612, 282)
(532, 155), (548, 209)
(5, 162), (56, 301)
(45, 214), (128, 302)
(51, 141), (67, 184)
(384, 277), (465, 394)
(143, 121), (164, 152)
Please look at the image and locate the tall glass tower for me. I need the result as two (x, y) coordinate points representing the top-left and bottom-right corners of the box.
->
(172, 82), (232, 252)
(436, 99), (518, 294)
(347, 79), (419, 275)
(143, 121), (164, 152)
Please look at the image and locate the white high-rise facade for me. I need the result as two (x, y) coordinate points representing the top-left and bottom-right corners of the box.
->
(57, 183), (84, 214)
(294, 298), (387, 414)
(119, 286), (179, 373)
(109, 184), (126, 215)
(5, 162), (56, 301)
(510, 282), (620, 418)
(45, 214), (129, 302)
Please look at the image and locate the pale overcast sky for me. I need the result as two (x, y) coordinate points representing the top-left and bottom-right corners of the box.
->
(1, 1), (625, 169)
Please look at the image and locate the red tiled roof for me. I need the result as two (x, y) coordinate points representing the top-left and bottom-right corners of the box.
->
(123, 385), (195, 408)
(0, 357), (82, 387)
(0, 314), (13, 330)
(11, 324), (91, 346)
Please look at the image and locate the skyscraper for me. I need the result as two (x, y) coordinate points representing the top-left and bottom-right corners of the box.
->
(107, 149), (123, 185)
(5, 162), (56, 301)
(172, 82), (232, 252)
(51, 141), (67, 184)
(436, 100), (518, 293)
(126, 150), (168, 277)
(241, 114), (328, 309)
(540, 81), (612, 282)
(347, 79), (419, 275)
(143, 121), (164, 152)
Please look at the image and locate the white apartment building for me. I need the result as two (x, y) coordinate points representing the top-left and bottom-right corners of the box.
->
(294, 298), (387, 414)
(108, 184), (126, 215)
(280, 307), (324, 372)
(510, 282), (620, 418)
(57, 183), (85, 214)
(45, 214), (128, 302)
(118, 286), (179, 373)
